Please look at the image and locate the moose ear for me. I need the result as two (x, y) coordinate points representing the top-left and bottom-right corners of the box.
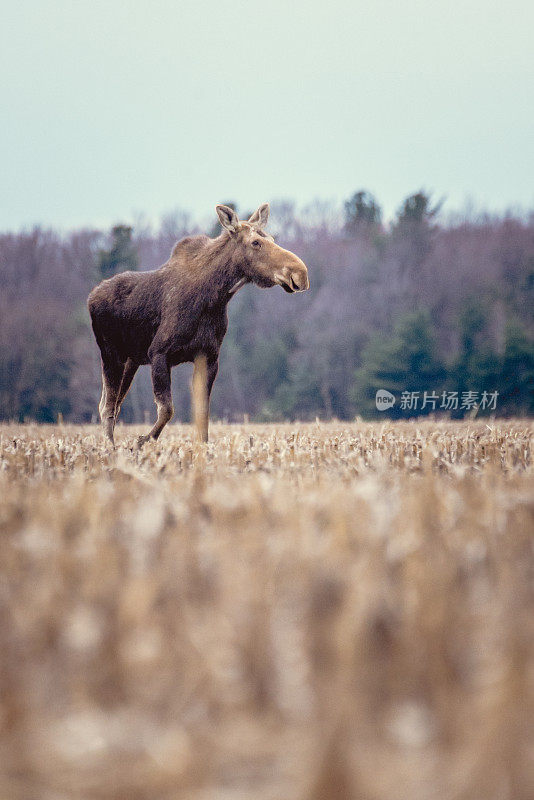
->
(216, 204), (240, 233)
(248, 202), (269, 230)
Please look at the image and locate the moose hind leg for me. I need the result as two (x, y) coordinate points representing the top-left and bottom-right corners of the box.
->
(139, 354), (173, 445)
(100, 353), (124, 445)
(98, 369), (107, 421)
(114, 358), (138, 422)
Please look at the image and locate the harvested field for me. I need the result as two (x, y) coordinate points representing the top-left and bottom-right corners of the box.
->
(0, 420), (533, 800)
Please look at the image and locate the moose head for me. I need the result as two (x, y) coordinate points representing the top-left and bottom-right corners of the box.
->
(215, 203), (310, 293)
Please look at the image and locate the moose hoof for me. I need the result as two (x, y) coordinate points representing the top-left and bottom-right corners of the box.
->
(104, 426), (115, 448)
(136, 434), (152, 449)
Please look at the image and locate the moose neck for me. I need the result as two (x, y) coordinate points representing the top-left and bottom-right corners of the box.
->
(199, 235), (250, 306)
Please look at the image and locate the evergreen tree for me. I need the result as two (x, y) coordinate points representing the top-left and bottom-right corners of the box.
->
(344, 190), (382, 234)
(97, 224), (138, 279)
(351, 310), (446, 418)
(391, 191), (442, 275)
(448, 297), (501, 414)
(499, 320), (534, 414)
(395, 191), (441, 226)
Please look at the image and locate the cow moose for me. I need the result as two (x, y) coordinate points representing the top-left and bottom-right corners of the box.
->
(87, 203), (310, 445)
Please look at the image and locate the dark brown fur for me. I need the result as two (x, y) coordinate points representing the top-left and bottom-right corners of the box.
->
(87, 204), (309, 444)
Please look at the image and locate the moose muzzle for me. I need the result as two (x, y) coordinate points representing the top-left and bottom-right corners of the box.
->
(274, 256), (310, 293)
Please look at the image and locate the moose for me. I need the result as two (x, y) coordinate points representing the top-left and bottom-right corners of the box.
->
(88, 203), (310, 445)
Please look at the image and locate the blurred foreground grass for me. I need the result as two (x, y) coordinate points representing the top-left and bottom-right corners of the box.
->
(0, 421), (533, 800)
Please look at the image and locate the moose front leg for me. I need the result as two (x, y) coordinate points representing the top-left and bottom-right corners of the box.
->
(207, 356), (219, 398)
(192, 355), (219, 443)
(138, 353), (174, 447)
(204, 356), (219, 443)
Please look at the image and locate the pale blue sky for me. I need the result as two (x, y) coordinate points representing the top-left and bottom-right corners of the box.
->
(1, 0), (533, 230)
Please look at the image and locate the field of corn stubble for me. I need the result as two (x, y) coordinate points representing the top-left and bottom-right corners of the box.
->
(1, 419), (533, 800)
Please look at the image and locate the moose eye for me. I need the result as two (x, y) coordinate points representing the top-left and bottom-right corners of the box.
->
(252, 239), (262, 248)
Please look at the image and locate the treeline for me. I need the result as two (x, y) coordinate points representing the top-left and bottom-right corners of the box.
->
(0, 191), (532, 423)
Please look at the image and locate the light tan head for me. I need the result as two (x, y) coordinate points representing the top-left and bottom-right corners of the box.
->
(215, 203), (310, 293)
